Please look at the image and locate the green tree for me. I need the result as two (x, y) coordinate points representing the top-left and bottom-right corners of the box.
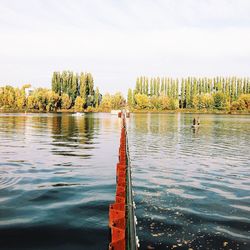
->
(176, 79), (179, 100)
(52, 72), (61, 95)
(150, 78), (153, 96)
(181, 78), (185, 108)
(61, 71), (68, 94)
(160, 78), (165, 95)
(237, 78), (242, 98)
(156, 77), (160, 96)
(142, 77), (146, 94)
(192, 78), (197, 103)
(94, 87), (100, 107)
(231, 77), (237, 102)
(153, 78), (157, 96)
(79, 73), (86, 99)
(213, 92), (226, 109)
(87, 73), (94, 96)
(127, 88), (133, 107)
(185, 78), (191, 108)
(71, 73), (78, 101)
(145, 78), (149, 96)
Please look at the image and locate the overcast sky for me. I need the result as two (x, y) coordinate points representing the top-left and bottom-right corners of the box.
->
(0, 0), (250, 94)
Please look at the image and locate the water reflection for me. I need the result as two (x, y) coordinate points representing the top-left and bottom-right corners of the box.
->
(50, 115), (99, 158)
(0, 113), (120, 249)
(0, 113), (249, 249)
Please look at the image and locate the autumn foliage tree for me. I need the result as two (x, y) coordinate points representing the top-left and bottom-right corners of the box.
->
(128, 76), (250, 111)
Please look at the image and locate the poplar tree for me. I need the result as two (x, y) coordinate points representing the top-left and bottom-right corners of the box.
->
(142, 77), (146, 94)
(225, 78), (230, 101)
(181, 78), (185, 108)
(150, 78), (153, 96)
(156, 77), (160, 96)
(67, 71), (73, 99)
(247, 78), (250, 93)
(79, 73), (86, 99)
(243, 78), (247, 94)
(193, 78), (197, 98)
(127, 88), (133, 107)
(145, 77), (149, 96)
(207, 78), (212, 94)
(94, 87), (100, 107)
(167, 78), (170, 97)
(160, 77), (165, 95)
(197, 78), (201, 95)
(204, 77), (208, 93)
(231, 77), (236, 102)
(164, 77), (167, 96)
(153, 78), (157, 96)
(186, 78), (191, 108)
(61, 71), (68, 94)
(52, 72), (61, 95)
(171, 79), (175, 98)
(176, 79), (179, 100)
(52, 72), (58, 93)
(237, 78), (242, 98)
(88, 73), (94, 96)
(139, 77), (143, 94)
(201, 78), (205, 93)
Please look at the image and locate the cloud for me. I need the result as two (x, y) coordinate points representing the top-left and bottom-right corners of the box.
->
(0, 0), (250, 94)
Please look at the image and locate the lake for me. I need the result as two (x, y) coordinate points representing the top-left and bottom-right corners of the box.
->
(0, 113), (249, 249)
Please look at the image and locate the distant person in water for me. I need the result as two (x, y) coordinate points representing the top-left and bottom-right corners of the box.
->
(193, 117), (200, 126)
(193, 118), (196, 125)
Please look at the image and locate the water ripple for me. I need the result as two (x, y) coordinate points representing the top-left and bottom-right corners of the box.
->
(0, 113), (120, 249)
(128, 113), (250, 249)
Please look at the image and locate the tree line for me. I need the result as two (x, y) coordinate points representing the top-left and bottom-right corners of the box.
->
(52, 71), (101, 110)
(1, 74), (250, 112)
(0, 71), (126, 112)
(128, 76), (250, 111)
(0, 85), (65, 112)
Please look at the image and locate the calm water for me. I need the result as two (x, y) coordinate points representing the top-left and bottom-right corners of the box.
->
(0, 113), (249, 250)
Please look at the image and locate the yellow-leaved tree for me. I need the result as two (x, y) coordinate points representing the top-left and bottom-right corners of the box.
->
(74, 96), (85, 111)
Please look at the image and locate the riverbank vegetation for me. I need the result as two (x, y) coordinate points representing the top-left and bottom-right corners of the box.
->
(128, 76), (250, 112)
(0, 71), (125, 112)
(1, 73), (250, 113)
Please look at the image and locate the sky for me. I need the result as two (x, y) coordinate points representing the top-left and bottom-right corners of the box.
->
(0, 0), (250, 94)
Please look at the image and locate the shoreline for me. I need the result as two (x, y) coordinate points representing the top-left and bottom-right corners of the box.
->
(0, 108), (249, 115)
(130, 109), (250, 115)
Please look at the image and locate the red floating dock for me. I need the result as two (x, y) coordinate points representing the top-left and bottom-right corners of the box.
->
(109, 113), (139, 250)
